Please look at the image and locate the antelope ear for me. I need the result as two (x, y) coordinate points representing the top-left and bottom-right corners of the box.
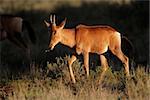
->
(59, 18), (66, 29)
(44, 20), (50, 27)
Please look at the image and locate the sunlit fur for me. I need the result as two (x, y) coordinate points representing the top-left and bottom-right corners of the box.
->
(45, 15), (129, 83)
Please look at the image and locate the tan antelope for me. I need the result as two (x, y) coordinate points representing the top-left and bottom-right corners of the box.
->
(0, 14), (36, 50)
(44, 15), (130, 83)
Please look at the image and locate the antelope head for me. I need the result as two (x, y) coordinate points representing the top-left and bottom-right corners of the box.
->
(44, 15), (66, 50)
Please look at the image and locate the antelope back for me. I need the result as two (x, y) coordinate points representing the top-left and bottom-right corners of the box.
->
(0, 15), (23, 33)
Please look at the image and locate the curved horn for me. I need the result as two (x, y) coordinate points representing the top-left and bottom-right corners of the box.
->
(53, 14), (56, 26)
(50, 15), (52, 23)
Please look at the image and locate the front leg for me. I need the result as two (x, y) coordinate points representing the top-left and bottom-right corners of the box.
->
(83, 52), (89, 77)
(68, 55), (77, 83)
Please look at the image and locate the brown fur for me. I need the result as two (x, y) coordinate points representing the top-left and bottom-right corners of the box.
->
(45, 15), (130, 83)
(0, 15), (36, 50)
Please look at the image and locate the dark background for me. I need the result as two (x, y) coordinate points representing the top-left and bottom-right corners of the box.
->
(0, 0), (149, 77)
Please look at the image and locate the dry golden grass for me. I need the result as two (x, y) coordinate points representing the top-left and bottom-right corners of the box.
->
(0, 57), (149, 100)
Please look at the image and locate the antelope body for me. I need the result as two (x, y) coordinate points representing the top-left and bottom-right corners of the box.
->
(0, 15), (36, 49)
(44, 15), (129, 83)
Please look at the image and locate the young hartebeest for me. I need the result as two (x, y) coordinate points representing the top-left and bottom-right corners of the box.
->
(44, 15), (130, 83)
(0, 15), (36, 50)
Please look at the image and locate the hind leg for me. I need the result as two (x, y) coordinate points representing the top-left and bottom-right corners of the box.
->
(109, 33), (130, 76)
(14, 32), (28, 49)
(8, 36), (26, 50)
(100, 55), (109, 71)
(83, 52), (89, 77)
(99, 55), (109, 83)
(111, 48), (129, 76)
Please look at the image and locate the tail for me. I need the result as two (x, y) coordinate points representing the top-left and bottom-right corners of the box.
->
(22, 20), (36, 44)
(121, 36), (135, 60)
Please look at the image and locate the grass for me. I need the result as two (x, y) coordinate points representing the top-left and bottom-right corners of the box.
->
(0, 56), (149, 100)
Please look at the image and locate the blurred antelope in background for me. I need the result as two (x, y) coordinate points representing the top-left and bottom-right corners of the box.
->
(44, 15), (130, 83)
(0, 15), (36, 50)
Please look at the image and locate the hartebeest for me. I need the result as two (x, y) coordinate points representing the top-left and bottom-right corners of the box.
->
(44, 15), (130, 83)
(0, 15), (36, 50)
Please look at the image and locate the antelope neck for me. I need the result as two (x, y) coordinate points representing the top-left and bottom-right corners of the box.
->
(61, 28), (76, 48)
